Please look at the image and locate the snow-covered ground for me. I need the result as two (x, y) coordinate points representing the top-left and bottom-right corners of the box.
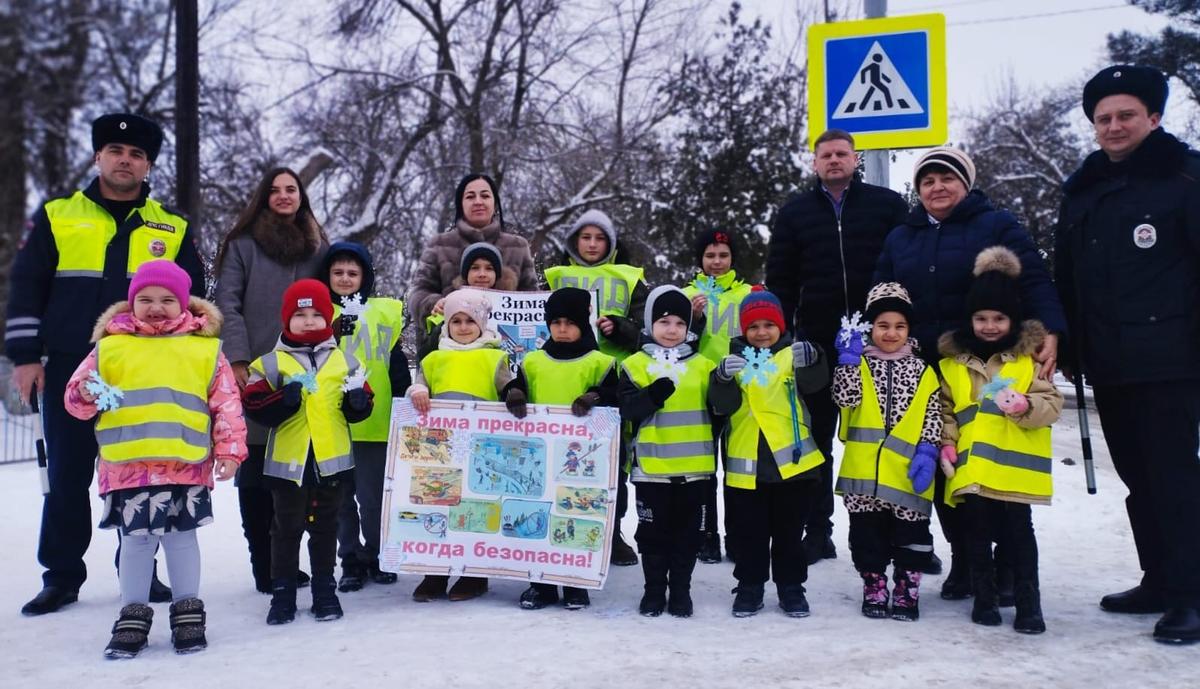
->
(1, 407), (1193, 688)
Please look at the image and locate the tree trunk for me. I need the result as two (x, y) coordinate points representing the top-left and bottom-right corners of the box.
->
(0, 2), (28, 355)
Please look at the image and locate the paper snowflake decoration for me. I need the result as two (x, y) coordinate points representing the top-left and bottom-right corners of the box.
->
(738, 346), (778, 387)
(647, 347), (687, 384)
(838, 310), (872, 347)
(340, 293), (367, 318)
(285, 370), (319, 394)
(695, 275), (725, 301)
(341, 368), (367, 392)
(85, 370), (125, 411)
(979, 374), (1017, 401)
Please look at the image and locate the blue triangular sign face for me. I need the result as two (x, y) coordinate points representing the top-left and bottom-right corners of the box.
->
(832, 41), (924, 119)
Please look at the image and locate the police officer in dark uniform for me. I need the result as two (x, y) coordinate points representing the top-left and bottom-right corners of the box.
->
(5, 113), (205, 615)
(1055, 66), (1200, 645)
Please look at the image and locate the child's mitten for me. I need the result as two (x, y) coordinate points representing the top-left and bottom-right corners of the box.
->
(908, 441), (937, 493)
(505, 388), (528, 419)
(717, 355), (747, 381)
(994, 388), (1030, 416)
(571, 392), (600, 417)
(646, 378), (676, 406)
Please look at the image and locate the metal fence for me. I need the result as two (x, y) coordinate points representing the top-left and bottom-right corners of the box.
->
(1, 357), (36, 464)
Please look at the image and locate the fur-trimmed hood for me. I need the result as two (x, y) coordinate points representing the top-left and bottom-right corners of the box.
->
(91, 296), (223, 342)
(937, 319), (1046, 360)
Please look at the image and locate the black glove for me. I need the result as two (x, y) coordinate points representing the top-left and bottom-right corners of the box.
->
(339, 314), (358, 337)
(345, 388), (370, 412)
(646, 378), (676, 406)
(571, 391), (600, 417)
(281, 381), (303, 408)
(506, 388), (528, 418)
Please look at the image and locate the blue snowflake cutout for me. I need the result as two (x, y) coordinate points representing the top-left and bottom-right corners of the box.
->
(696, 275), (725, 301)
(737, 346), (778, 387)
(285, 370), (319, 394)
(85, 370), (125, 411)
(979, 374), (1017, 401)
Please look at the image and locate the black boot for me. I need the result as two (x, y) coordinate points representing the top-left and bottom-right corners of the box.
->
(266, 578), (297, 625)
(1012, 581), (1045, 634)
(731, 584), (765, 618)
(519, 583), (559, 610)
(611, 531), (639, 566)
(149, 564), (173, 604)
(970, 566), (1001, 626)
(802, 533), (837, 565)
(668, 553), (696, 618)
(1100, 584), (1166, 614)
(997, 564), (1016, 608)
(20, 586), (79, 616)
(920, 551), (944, 576)
(337, 559), (367, 593)
(310, 574), (343, 621)
(778, 584), (811, 618)
(103, 603), (154, 659)
(639, 554), (668, 617)
(562, 586), (591, 610)
(940, 553), (972, 601)
(697, 531), (723, 564)
(169, 597), (208, 653)
(412, 575), (449, 602)
(1154, 607), (1200, 645)
(368, 560), (398, 585)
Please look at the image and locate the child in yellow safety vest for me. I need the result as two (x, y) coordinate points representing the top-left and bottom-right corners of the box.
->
(407, 288), (518, 603)
(684, 228), (753, 564)
(321, 241), (411, 593)
(937, 246), (1062, 634)
(619, 286), (738, 618)
(242, 279), (375, 626)
(831, 282), (943, 622)
(711, 286), (828, 618)
(419, 241), (517, 360)
(504, 287), (618, 611)
(65, 260), (248, 658)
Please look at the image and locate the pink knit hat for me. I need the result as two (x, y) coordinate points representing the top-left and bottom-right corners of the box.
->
(443, 288), (492, 330)
(128, 260), (191, 305)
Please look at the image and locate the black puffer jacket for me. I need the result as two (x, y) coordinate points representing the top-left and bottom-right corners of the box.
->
(1055, 128), (1200, 385)
(766, 178), (908, 347)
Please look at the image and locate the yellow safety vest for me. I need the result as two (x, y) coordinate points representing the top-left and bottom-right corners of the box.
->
(836, 360), (940, 515)
(523, 350), (615, 405)
(621, 351), (716, 476)
(335, 298), (405, 442)
(682, 271), (752, 364)
(46, 190), (189, 278)
(725, 347), (824, 490)
(250, 349), (356, 484)
(421, 347), (508, 401)
(544, 261), (644, 362)
(939, 355), (1053, 505)
(94, 334), (220, 464)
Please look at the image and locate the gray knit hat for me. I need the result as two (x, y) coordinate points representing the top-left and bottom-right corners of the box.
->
(566, 209), (618, 266)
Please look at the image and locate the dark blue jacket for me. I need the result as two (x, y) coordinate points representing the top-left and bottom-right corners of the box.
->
(874, 189), (1067, 358)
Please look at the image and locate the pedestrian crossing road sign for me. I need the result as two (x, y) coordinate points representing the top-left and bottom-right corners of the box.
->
(808, 13), (947, 150)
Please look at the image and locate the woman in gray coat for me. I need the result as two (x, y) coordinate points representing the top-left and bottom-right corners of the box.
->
(213, 167), (329, 593)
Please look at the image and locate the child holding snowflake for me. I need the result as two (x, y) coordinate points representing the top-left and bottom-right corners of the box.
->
(407, 288), (519, 603)
(321, 242), (411, 593)
(710, 286), (828, 618)
(618, 286), (738, 617)
(241, 279), (374, 625)
(831, 283), (942, 622)
(64, 260), (247, 658)
(937, 247), (1062, 634)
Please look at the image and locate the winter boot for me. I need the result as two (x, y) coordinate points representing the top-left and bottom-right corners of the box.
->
(940, 553), (972, 600)
(731, 584), (765, 618)
(266, 578), (297, 625)
(368, 560), (398, 585)
(667, 552), (696, 618)
(519, 583), (559, 610)
(310, 574), (344, 621)
(168, 597), (207, 654)
(920, 551), (943, 576)
(1101, 584), (1166, 614)
(997, 564), (1016, 608)
(562, 587), (591, 610)
(149, 565), (173, 603)
(337, 559), (367, 593)
(1012, 581), (1046, 634)
(891, 570), (922, 622)
(860, 571), (890, 619)
(611, 531), (639, 566)
(802, 533), (837, 565)
(778, 584), (811, 618)
(638, 554), (669, 617)
(448, 576), (489, 601)
(104, 603), (154, 659)
(697, 531), (723, 564)
(1154, 607), (1200, 645)
(20, 586), (78, 616)
(296, 570), (311, 588)
(412, 575), (449, 602)
(970, 566), (1002, 626)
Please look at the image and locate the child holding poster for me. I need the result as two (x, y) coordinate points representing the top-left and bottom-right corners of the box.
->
(618, 286), (738, 617)
(419, 242), (516, 360)
(505, 287), (618, 610)
(407, 288), (518, 602)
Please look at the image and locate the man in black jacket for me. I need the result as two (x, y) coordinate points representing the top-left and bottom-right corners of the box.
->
(1055, 65), (1200, 645)
(765, 130), (910, 566)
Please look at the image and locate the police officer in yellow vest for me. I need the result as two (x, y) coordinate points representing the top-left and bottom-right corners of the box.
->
(619, 286), (739, 618)
(6, 113), (205, 616)
(937, 247), (1062, 634)
(709, 286), (828, 618)
(320, 242), (411, 592)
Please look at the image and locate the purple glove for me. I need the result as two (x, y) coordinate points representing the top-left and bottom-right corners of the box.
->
(835, 329), (865, 366)
(908, 441), (937, 493)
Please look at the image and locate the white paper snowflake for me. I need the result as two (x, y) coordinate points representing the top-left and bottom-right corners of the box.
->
(738, 346), (778, 387)
(285, 370), (319, 394)
(838, 310), (872, 347)
(340, 293), (367, 318)
(341, 368), (367, 392)
(646, 347), (687, 384)
(85, 370), (125, 411)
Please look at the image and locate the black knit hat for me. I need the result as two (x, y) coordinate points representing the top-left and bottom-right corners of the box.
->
(1083, 65), (1169, 120)
(460, 242), (502, 282)
(643, 285), (692, 333)
(545, 287), (591, 326)
(965, 246), (1023, 322)
(92, 113), (164, 163)
(693, 229), (737, 266)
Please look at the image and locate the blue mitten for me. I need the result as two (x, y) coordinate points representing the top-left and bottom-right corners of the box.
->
(908, 441), (937, 493)
(835, 329), (865, 366)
